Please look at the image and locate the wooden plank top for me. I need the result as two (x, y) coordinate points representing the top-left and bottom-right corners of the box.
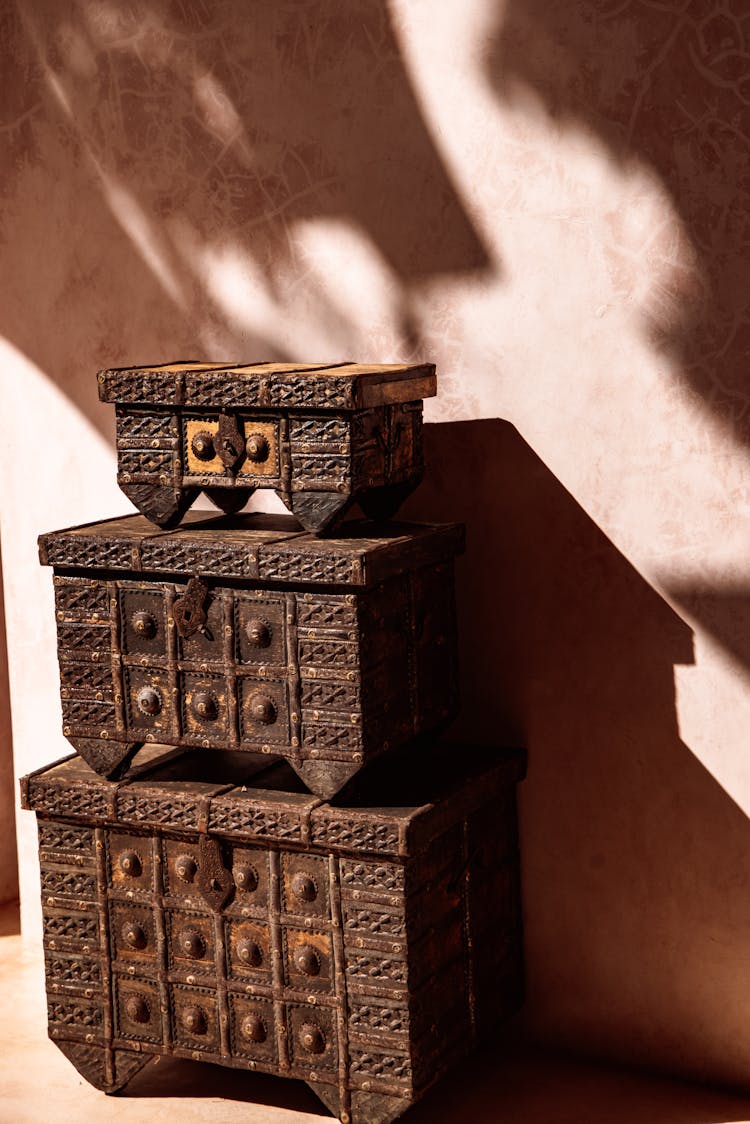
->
(97, 360), (437, 410)
(38, 512), (464, 587)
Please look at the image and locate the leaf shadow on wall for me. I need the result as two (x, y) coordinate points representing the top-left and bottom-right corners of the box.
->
(402, 420), (750, 1088)
(487, 0), (750, 715)
(488, 0), (750, 450)
(0, 0), (489, 442)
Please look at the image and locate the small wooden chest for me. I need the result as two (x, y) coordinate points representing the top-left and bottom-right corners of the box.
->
(98, 361), (436, 533)
(21, 743), (524, 1124)
(39, 513), (463, 797)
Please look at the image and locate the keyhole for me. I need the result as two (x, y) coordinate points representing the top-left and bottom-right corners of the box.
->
(210, 877), (221, 892)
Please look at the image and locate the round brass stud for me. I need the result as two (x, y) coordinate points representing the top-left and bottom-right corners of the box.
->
(236, 937), (262, 967)
(241, 1013), (266, 1043)
(291, 871), (317, 903)
(179, 927), (206, 960)
(118, 850), (142, 878)
(136, 686), (162, 716)
(245, 433), (270, 463)
(248, 693), (276, 725)
(295, 945), (321, 976)
(191, 431), (215, 461)
(175, 854), (197, 883)
(192, 690), (218, 721)
(131, 611), (157, 639)
(298, 1022), (325, 1054)
(245, 618), (271, 648)
(122, 920), (147, 950)
(125, 994), (150, 1024)
(234, 864), (258, 893)
(182, 1005), (207, 1035)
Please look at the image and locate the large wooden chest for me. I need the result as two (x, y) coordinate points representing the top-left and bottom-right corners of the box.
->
(21, 742), (524, 1124)
(98, 361), (436, 533)
(39, 513), (463, 797)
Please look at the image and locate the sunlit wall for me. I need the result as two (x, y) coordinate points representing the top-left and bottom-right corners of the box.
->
(1, 0), (749, 1087)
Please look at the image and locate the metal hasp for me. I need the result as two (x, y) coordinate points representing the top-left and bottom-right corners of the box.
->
(21, 741), (525, 1124)
(39, 512), (464, 798)
(97, 360), (436, 534)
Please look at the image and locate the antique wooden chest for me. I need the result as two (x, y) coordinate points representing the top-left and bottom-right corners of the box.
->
(21, 742), (524, 1124)
(39, 512), (463, 797)
(98, 361), (436, 533)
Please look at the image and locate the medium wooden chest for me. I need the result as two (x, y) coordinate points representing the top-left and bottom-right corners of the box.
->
(21, 742), (524, 1124)
(39, 513), (463, 797)
(98, 361), (436, 533)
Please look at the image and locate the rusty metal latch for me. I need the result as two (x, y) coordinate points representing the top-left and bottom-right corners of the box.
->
(197, 835), (234, 911)
(172, 576), (210, 639)
(217, 411), (244, 471)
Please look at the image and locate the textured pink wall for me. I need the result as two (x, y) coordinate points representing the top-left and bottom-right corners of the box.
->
(2, 0), (750, 1089)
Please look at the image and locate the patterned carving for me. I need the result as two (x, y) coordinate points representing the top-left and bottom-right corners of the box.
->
(61, 699), (116, 727)
(298, 638), (359, 667)
(31, 783), (109, 820)
(104, 370), (181, 403)
(349, 1049), (412, 1082)
(118, 449), (173, 477)
(116, 792), (203, 830)
(346, 954), (407, 985)
(116, 411), (177, 441)
(301, 725), (363, 753)
(139, 540), (256, 577)
(313, 816), (401, 857)
(340, 861), (404, 894)
(38, 824), (94, 855)
(56, 624), (111, 656)
(257, 550), (356, 585)
(290, 453), (351, 481)
(343, 908), (406, 940)
(45, 957), (101, 986)
(54, 579), (109, 619)
(43, 914), (99, 943)
(48, 1000), (102, 1029)
(296, 599), (357, 632)
(289, 417), (350, 443)
(183, 375), (263, 405)
(348, 1003), (409, 1037)
(44, 537), (135, 570)
(59, 663), (113, 696)
(41, 870), (97, 898)
(300, 681), (359, 710)
(208, 801), (302, 841)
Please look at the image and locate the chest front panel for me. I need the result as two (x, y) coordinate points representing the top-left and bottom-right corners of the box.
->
(53, 570), (457, 792)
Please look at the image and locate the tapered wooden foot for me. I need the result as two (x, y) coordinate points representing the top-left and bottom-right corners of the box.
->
(55, 1038), (150, 1093)
(68, 737), (141, 779)
(349, 1090), (411, 1124)
(204, 486), (254, 515)
(284, 490), (353, 534)
(307, 1082), (411, 1124)
(120, 483), (199, 529)
(357, 481), (418, 523)
(293, 758), (361, 800)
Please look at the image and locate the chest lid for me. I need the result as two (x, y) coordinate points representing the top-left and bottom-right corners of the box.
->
(38, 512), (463, 587)
(21, 742), (525, 860)
(97, 360), (436, 410)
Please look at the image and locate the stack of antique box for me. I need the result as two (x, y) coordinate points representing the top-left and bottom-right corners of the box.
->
(21, 361), (524, 1124)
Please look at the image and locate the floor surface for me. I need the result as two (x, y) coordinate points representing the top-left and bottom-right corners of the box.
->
(4, 903), (750, 1124)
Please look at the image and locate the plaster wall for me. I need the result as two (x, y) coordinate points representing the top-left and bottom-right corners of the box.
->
(1, 0), (749, 1089)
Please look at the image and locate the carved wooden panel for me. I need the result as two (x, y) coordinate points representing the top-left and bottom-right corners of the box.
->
(24, 745), (525, 1124)
(43, 517), (462, 798)
(98, 361), (435, 532)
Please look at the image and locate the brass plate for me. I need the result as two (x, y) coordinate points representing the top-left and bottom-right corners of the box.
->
(238, 420), (279, 478)
(185, 419), (223, 476)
